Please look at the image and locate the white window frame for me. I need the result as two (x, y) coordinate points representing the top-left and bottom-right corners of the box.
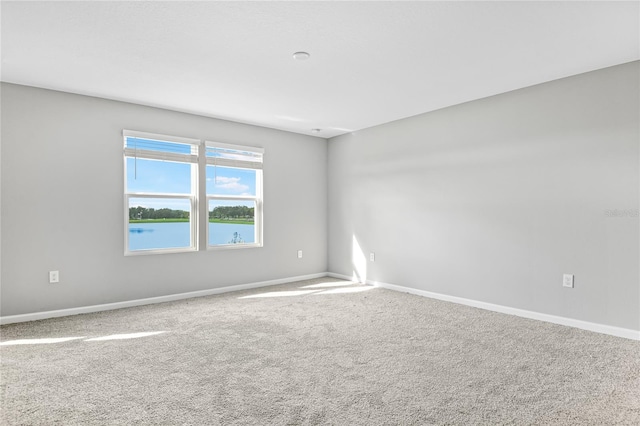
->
(123, 130), (200, 256)
(123, 131), (265, 255)
(205, 141), (264, 250)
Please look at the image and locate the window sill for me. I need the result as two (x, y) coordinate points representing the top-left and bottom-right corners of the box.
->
(207, 243), (263, 251)
(125, 247), (197, 256)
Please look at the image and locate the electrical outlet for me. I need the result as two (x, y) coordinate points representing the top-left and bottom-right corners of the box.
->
(297, 250), (303, 259)
(370, 253), (375, 262)
(563, 274), (574, 288)
(49, 270), (60, 283)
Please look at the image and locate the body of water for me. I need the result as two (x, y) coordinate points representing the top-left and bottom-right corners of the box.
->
(129, 222), (255, 251)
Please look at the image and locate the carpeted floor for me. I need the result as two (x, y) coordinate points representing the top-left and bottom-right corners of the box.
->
(1, 277), (639, 425)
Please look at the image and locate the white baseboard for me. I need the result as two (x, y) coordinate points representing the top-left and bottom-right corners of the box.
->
(327, 272), (640, 341)
(0, 272), (328, 325)
(5, 272), (638, 341)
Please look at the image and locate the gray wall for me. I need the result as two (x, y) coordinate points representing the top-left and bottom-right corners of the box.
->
(328, 62), (639, 331)
(1, 83), (328, 316)
(3, 62), (639, 332)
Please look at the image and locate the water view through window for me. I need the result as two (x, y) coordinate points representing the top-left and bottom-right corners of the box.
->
(127, 195), (256, 250)
(124, 133), (262, 253)
(128, 222), (255, 251)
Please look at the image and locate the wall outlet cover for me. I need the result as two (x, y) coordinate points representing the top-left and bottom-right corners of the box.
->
(563, 274), (574, 288)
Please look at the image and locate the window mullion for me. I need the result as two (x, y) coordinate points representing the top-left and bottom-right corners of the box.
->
(197, 141), (208, 251)
(124, 193), (193, 199)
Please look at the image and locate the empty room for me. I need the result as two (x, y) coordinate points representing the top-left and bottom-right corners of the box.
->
(1, 1), (639, 425)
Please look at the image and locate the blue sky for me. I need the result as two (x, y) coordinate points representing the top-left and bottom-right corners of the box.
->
(127, 159), (256, 210)
(205, 166), (256, 196)
(126, 158), (191, 194)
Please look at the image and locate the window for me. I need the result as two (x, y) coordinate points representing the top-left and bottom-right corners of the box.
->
(206, 141), (263, 248)
(123, 131), (199, 254)
(123, 130), (263, 255)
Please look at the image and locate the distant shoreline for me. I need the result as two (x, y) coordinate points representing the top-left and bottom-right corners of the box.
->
(130, 219), (255, 225)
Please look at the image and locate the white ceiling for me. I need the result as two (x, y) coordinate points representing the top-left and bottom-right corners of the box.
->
(2, 1), (638, 139)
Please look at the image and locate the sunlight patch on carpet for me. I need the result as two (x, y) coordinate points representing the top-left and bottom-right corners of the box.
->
(314, 286), (375, 295)
(0, 336), (86, 346)
(299, 281), (358, 289)
(84, 331), (166, 341)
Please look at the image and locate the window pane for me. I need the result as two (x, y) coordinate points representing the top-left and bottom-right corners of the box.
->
(125, 137), (193, 155)
(126, 158), (193, 194)
(128, 198), (192, 251)
(206, 166), (256, 196)
(206, 145), (262, 165)
(209, 200), (255, 246)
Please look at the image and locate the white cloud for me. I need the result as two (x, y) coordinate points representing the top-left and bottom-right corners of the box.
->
(215, 176), (249, 192)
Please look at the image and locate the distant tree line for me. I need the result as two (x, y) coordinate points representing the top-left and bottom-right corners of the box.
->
(129, 206), (189, 220)
(210, 205), (254, 220)
(129, 205), (254, 221)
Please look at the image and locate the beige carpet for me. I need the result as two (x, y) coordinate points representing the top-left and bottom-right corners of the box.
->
(1, 277), (639, 425)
